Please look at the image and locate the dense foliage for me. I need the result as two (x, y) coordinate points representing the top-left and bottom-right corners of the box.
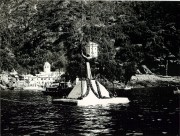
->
(0, 0), (180, 81)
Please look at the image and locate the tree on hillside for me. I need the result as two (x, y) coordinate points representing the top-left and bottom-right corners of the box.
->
(1, 1), (179, 78)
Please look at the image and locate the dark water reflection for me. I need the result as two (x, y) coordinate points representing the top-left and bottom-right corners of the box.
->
(1, 88), (179, 136)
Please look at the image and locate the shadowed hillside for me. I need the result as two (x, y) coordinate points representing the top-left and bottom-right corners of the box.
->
(0, 0), (180, 82)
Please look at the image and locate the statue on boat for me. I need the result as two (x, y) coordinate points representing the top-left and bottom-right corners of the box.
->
(52, 41), (130, 106)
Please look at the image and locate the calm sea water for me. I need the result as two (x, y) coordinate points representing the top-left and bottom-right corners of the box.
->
(1, 87), (179, 136)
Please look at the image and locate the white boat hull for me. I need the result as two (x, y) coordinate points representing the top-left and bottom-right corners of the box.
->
(53, 80), (130, 106)
(52, 97), (130, 106)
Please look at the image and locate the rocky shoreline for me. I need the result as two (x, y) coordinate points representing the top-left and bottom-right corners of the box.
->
(105, 74), (180, 89)
(1, 74), (180, 91)
(130, 74), (180, 88)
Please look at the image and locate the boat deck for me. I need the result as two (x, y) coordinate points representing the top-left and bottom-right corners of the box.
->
(52, 97), (130, 106)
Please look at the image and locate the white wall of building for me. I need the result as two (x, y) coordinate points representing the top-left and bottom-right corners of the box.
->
(85, 42), (99, 58)
(44, 62), (51, 73)
(21, 62), (65, 87)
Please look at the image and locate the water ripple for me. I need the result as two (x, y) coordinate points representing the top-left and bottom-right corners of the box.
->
(1, 89), (179, 135)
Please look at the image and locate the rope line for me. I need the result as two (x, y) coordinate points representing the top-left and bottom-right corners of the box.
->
(89, 79), (100, 98)
(95, 80), (102, 98)
(80, 79), (90, 99)
(79, 78), (102, 99)
(79, 77), (114, 99)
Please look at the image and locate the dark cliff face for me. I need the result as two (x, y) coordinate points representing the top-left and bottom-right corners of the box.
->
(0, 1), (179, 78)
